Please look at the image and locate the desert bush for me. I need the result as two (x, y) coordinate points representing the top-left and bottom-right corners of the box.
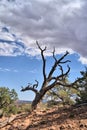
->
(0, 87), (18, 116)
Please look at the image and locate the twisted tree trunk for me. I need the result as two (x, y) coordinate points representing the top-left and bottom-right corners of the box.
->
(21, 42), (72, 110)
(31, 91), (44, 110)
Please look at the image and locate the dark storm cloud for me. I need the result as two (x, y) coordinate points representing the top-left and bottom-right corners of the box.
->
(0, 0), (87, 63)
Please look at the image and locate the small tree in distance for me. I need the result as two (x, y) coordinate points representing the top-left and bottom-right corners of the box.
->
(21, 42), (73, 110)
(75, 68), (87, 104)
(0, 87), (18, 115)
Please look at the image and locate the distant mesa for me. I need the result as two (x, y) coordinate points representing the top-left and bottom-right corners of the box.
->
(17, 100), (32, 104)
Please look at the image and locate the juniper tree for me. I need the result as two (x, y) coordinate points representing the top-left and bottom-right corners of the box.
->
(21, 42), (73, 110)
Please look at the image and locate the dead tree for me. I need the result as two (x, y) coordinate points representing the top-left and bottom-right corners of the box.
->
(21, 42), (71, 110)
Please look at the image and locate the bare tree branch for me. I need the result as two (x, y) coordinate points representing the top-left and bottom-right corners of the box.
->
(48, 51), (70, 81)
(21, 43), (72, 110)
(50, 76), (84, 90)
(33, 80), (39, 88)
(21, 80), (39, 94)
(48, 65), (70, 82)
(36, 41), (47, 81)
(58, 64), (64, 80)
(57, 65), (70, 81)
(21, 86), (38, 94)
(45, 65), (70, 91)
(52, 47), (57, 62)
(50, 90), (64, 101)
(60, 60), (71, 64)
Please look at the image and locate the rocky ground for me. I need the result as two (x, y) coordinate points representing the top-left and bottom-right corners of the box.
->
(0, 105), (87, 130)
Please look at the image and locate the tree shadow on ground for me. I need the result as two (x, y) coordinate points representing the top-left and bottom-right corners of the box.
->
(3, 112), (31, 130)
(26, 106), (87, 130)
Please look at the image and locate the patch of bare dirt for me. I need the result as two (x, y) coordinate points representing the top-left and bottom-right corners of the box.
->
(0, 105), (87, 130)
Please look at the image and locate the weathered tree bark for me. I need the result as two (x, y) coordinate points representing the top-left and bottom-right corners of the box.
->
(21, 41), (78, 110)
(31, 90), (45, 110)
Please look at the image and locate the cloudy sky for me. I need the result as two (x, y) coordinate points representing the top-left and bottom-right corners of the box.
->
(0, 0), (87, 100)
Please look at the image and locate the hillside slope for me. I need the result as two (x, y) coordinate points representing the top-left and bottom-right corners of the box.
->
(1, 105), (87, 130)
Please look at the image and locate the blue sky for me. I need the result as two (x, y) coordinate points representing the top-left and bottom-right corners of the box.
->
(0, 0), (87, 101)
(0, 54), (85, 101)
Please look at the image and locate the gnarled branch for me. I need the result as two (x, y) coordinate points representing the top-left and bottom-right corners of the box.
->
(21, 42), (72, 110)
(33, 80), (39, 88)
(21, 86), (38, 94)
(21, 80), (39, 94)
(45, 65), (70, 91)
(48, 51), (70, 81)
(48, 63), (70, 82)
(36, 41), (47, 81)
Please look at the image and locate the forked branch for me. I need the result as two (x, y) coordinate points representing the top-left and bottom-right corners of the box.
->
(36, 41), (47, 81)
(21, 42), (72, 110)
(45, 65), (70, 91)
(48, 51), (70, 81)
